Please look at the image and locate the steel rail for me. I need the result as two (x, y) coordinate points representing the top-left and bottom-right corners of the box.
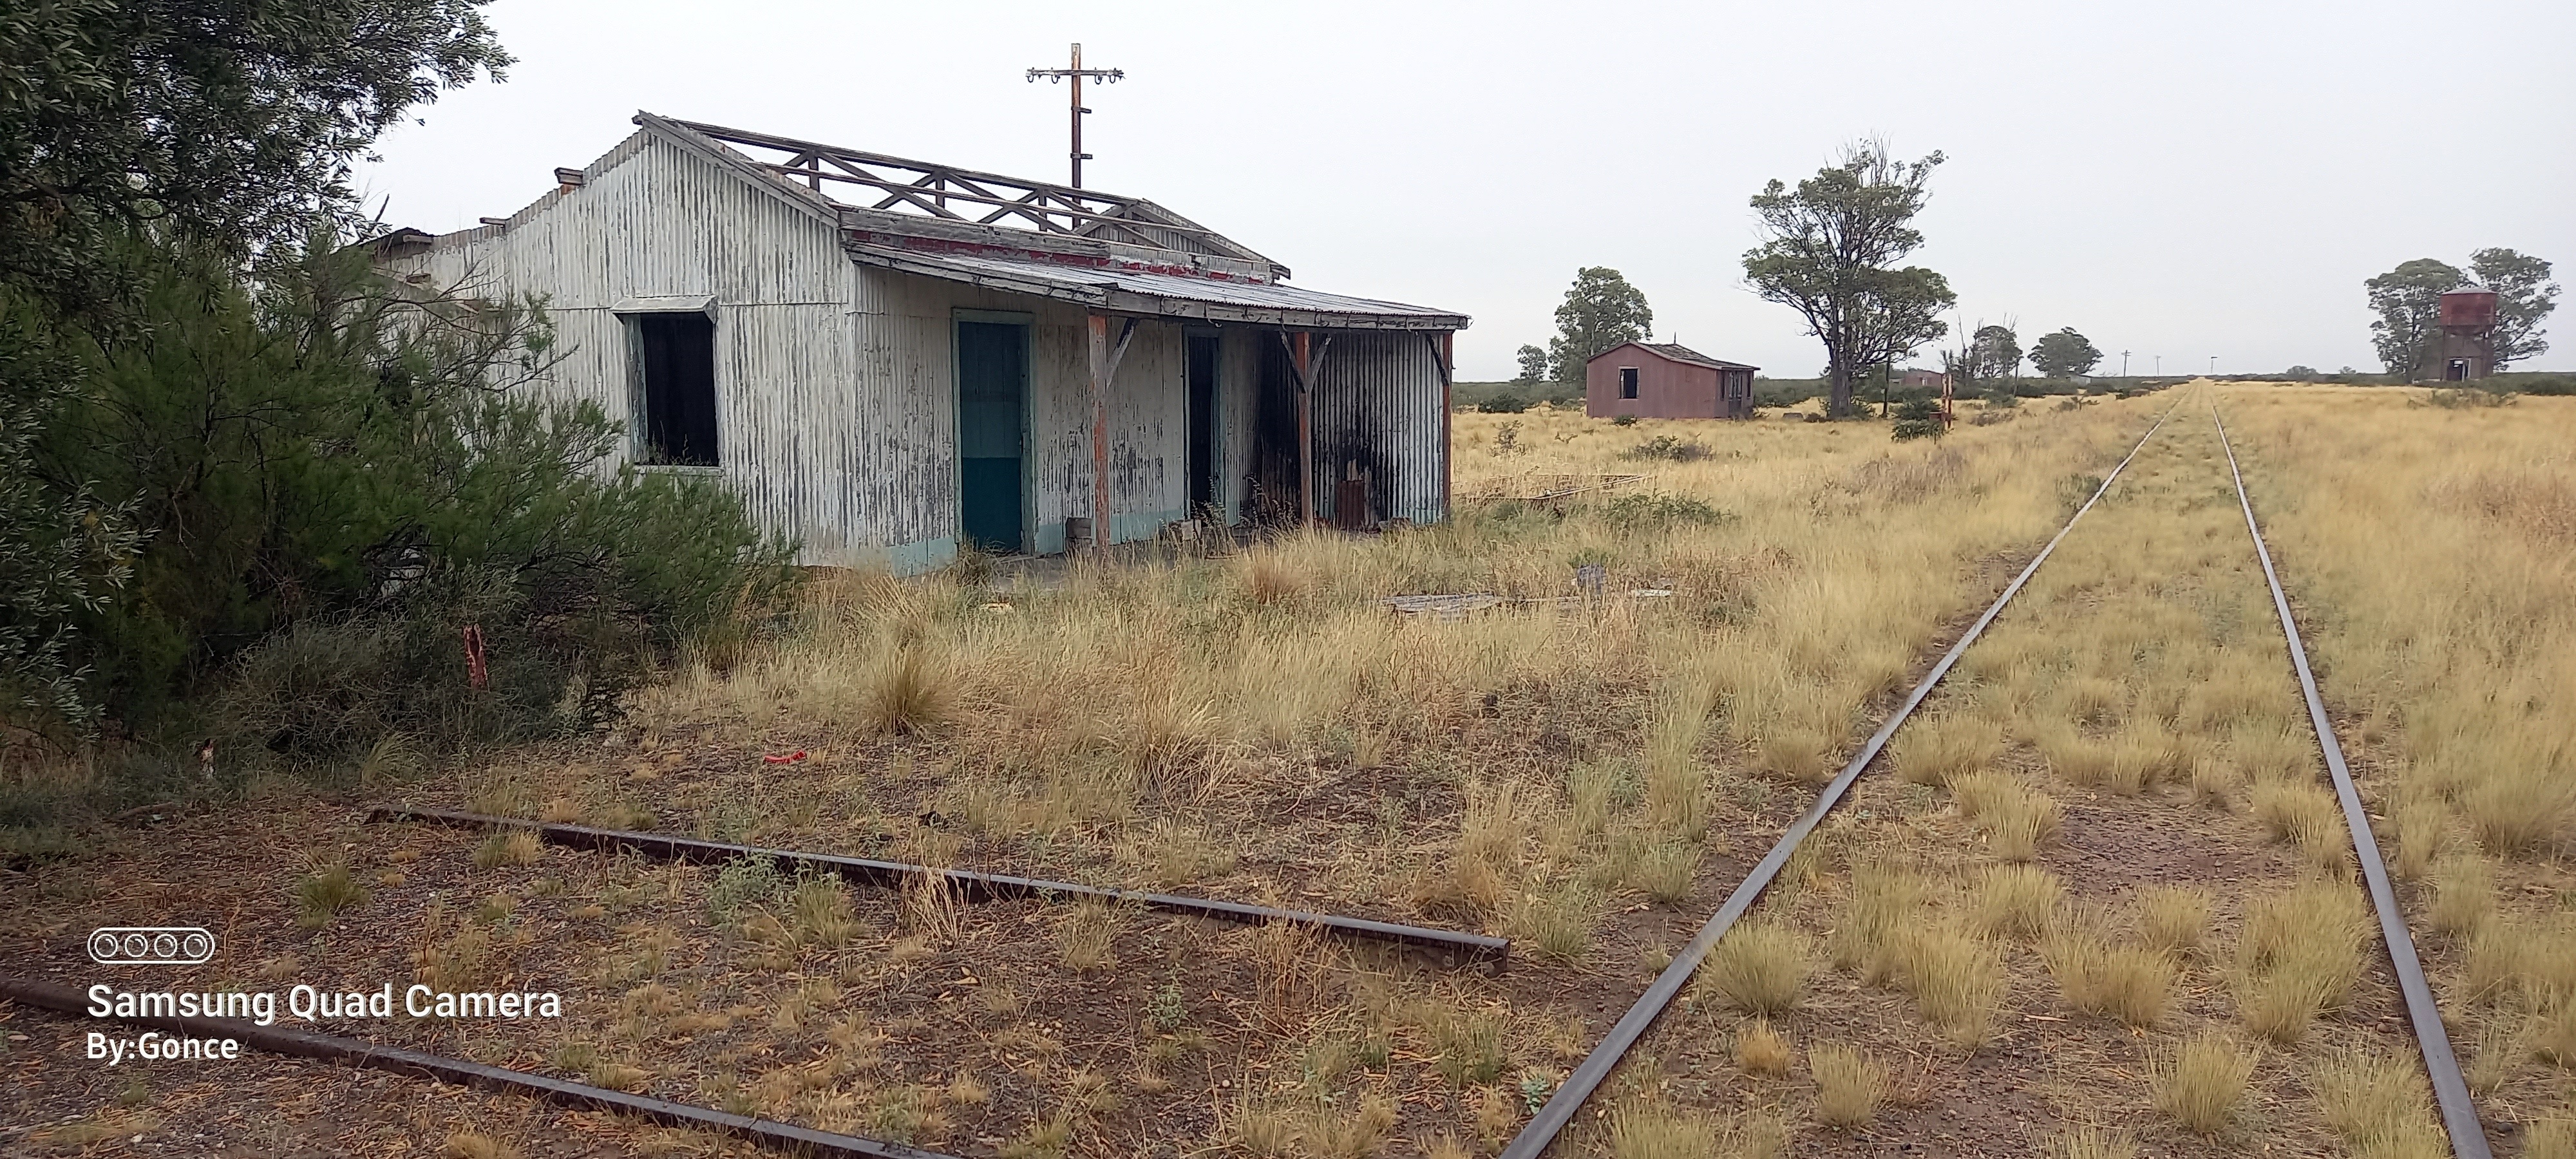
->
(1500, 402), (2180, 1159)
(2211, 405), (2492, 1158)
(366, 805), (1510, 965)
(0, 974), (954, 1158)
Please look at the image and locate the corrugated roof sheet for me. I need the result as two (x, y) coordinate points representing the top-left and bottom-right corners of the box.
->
(1591, 341), (1758, 372)
(848, 244), (1468, 331)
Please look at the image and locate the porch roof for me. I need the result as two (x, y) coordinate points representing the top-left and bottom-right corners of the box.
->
(846, 242), (1471, 332)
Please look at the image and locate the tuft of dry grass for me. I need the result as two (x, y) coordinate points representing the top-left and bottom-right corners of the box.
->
(1810, 1044), (1884, 1128)
(2045, 1125), (2137, 1159)
(1966, 864), (2063, 941)
(2189, 755), (2240, 808)
(2044, 929), (2174, 1028)
(1734, 1020), (1792, 1076)
(1830, 862), (1926, 976)
(2527, 1118), (2576, 1159)
(1626, 840), (1700, 906)
(1756, 728), (1835, 784)
(1056, 900), (1122, 971)
(2150, 1031), (2257, 1136)
(2390, 799), (2449, 881)
(2427, 856), (2497, 938)
(443, 1133), (524, 1159)
(2463, 766), (2576, 857)
(2250, 780), (2345, 869)
(294, 862), (368, 930)
(2237, 878), (2369, 1044)
(1890, 925), (2007, 1047)
(856, 646), (958, 735)
(1979, 784), (2062, 863)
(1893, 715), (2003, 787)
(2135, 885), (2213, 957)
(2313, 1048), (2446, 1159)
(1700, 922), (1811, 1015)
(473, 827), (543, 869)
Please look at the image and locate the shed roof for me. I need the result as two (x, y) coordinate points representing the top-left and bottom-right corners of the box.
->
(388, 112), (1466, 332)
(1591, 341), (1759, 372)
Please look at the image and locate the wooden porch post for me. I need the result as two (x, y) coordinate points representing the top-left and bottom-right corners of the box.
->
(1292, 331), (1314, 527)
(1086, 312), (1137, 551)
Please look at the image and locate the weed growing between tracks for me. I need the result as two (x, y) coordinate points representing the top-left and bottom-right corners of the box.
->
(1594, 397), (2443, 1155)
(2220, 382), (2576, 1140)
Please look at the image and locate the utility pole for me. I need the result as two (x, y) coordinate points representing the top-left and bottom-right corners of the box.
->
(2154, 355), (2162, 376)
(2208, 355), (2217, 377)
(1027, 43), (1123, 188)
(2121, 350), (2131, 377)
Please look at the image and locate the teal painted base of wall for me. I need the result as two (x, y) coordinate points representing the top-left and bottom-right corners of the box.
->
(1111, 508), (1188, 545)
(837, 536), (954, 577)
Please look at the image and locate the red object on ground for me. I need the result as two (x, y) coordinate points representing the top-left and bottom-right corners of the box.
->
(762, 750), (808, 765)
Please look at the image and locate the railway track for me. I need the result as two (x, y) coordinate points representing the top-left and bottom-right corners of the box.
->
(1502, 394), (2491, 1158)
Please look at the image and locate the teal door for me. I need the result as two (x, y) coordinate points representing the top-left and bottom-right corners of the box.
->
(956, 320), (1028, 553)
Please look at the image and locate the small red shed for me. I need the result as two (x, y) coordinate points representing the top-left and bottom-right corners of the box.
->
(1585, 342), (1761, 420)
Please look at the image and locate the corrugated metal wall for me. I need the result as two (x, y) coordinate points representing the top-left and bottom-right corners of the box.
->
(1310, 330), (1448, 526)
(380, 124), (1448, 570)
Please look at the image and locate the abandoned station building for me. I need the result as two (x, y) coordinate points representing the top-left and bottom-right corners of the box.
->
(374, 113), (1468, 572)
(1585, 341), (1761, 420)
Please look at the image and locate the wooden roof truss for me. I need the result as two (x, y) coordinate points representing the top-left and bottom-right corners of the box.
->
(674, 119), (1267, 264)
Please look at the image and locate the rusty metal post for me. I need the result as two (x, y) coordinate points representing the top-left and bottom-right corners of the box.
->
(1291, 331), (1314, 527)
(1088, 313), (1112, 550)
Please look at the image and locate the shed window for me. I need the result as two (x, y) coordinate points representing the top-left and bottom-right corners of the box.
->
(1619, 367), (1640, 399)
(635, 313), (719, 466)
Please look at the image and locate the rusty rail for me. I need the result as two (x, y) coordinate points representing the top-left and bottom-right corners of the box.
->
(2213, 405), (2491, 1158)
(1499, 401), (2180, 1159)
(365, 805), (1509, 965)
(0, 974), (953, 1158)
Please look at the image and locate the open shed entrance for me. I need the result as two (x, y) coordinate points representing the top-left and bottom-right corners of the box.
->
(1188, 333), (1219, 516)
(956, 319), (1029, 554)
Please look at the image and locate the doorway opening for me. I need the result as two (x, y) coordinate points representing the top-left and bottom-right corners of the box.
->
(1188, 333), (1218, 517)
(956, 319), (1030, 554)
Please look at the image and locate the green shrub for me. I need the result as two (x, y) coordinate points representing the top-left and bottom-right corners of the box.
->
(1598, 493), (1732, 529)
(1622, 435), (1711, 462)
(1479, 391), (1531, 414)
(30, 234), (797, 785)
(1890, 397), (1946, 441)
(1611, 414), (1638, 426)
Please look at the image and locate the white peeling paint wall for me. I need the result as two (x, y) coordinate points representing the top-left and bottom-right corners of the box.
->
(381, 125), (1208, 574)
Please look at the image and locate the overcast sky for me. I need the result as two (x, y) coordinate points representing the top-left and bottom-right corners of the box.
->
(356, 0), (2576, 379)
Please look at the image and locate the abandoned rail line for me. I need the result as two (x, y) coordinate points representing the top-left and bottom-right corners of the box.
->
(363, 804), (1511, 965)
(1503, 396), (2492, 1158)
(2213, 404), (2488, 1159)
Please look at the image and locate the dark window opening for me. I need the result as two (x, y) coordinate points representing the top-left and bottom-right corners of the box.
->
(637, 313), (719, 466)
(1188, 334), (1219, 514)
(1619, 366), (1640, 399)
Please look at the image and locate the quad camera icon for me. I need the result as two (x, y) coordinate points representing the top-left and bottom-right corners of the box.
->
(88, 927), (215, 965)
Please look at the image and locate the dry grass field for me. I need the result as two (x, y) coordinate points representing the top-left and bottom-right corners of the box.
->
(11, 383), (2568, 1158)
(5, 396), (2161, 1156)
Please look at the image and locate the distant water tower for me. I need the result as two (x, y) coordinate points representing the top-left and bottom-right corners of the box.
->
(2435, 285), (2498, 381)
